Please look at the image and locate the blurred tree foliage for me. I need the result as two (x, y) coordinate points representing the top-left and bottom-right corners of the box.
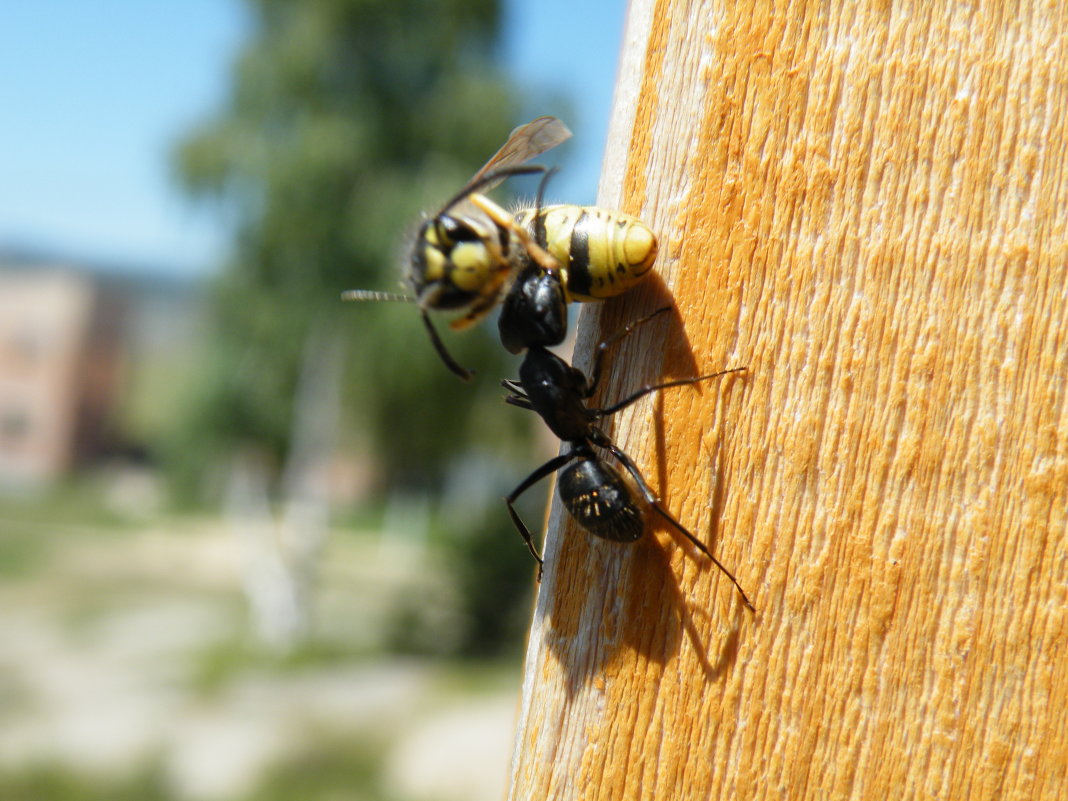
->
(165, 0), (539, 497)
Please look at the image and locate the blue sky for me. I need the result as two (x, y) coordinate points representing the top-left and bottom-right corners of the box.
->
(0, 1), (624, 278)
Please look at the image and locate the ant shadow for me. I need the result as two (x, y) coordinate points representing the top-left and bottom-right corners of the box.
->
(586, 270), (702, 383)
(541, 512), (748, 699)
(541, 277), (751, 697)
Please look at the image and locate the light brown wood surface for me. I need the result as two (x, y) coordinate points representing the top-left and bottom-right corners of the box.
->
(507, 1), (1068, 799)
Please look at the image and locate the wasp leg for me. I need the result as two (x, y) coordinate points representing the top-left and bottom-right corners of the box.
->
(448, 274), (511, 331)
(595, 367), (748, 417)
(420, 309), (474, 381)
(468, 193), (560, 276)
(505, 451), (578, 578)
(602, 440), (755, 611)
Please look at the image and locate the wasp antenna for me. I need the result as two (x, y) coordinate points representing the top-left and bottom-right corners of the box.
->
(341, 289), (415, 303)
(436, 164), (548, 218)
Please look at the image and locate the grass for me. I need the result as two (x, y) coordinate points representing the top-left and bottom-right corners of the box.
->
(186, 634), (380, 697)
(0, 473), (525, 801)
(0, 762), (172, 801)
(0, 477), (137, 578)
(0, 475), (136, 530)
(0, 735), (401, 801)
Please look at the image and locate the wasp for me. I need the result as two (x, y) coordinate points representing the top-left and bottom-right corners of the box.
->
(343, 116), (659, 379)
(502, 307), (754, 610)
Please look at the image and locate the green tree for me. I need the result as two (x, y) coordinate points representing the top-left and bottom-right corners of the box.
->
(166, 0), (537, 497)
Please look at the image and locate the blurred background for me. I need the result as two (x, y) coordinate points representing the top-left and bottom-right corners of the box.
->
(0, 1), (624, 799)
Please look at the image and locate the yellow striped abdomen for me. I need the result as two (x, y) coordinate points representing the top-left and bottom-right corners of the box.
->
(516, 205), (658, 302)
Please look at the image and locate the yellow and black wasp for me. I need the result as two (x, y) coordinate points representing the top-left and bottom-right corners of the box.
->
(343, 116), (659, 379)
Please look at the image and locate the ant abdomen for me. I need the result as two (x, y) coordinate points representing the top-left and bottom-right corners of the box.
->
(559, 457), (644, 543)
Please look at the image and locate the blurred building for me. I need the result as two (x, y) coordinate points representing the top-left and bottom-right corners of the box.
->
(0, 250), (205, 490)
(0, 262), (126, 486)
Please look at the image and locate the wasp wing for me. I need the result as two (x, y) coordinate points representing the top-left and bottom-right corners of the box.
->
(431, 116), (572, 230)
(470, 116), (573, 190)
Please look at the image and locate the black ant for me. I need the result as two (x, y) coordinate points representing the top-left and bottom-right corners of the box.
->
(502, 307), (754, 611)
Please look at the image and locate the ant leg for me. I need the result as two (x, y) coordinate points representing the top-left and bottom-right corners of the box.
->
(501, 379), (533, 410)
(420, 309), (474, 381)
(503, 395), (534, 412)
(646, 500), (755, 611)
(596, 367), (747, 417)
(586, 307), (673, 397)
(500, 378), (526, 397)
(505, 451), (578, 577)
(604, 441), (755, 611)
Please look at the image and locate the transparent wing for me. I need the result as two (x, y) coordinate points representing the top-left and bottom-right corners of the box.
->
(434, 116), (572, 227)
(469, 116), (573, 191)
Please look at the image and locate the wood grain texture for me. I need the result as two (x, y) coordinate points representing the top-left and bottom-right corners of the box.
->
(507, 1), (1068, 800)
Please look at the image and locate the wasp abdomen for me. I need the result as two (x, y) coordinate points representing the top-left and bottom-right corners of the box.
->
(517, 205), (657, 303)
(559, 458), (644, 543)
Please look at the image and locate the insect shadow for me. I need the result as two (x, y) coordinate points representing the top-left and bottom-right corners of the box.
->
(506, 302), (750, 693)
(538, 428), (749, 696)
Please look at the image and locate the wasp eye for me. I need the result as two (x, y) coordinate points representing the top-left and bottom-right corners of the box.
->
(440, 217), (482, 243)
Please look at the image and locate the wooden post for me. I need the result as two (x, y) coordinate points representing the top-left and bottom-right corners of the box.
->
(508, 1), (1068, 799)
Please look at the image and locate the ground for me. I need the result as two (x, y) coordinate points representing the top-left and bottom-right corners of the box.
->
(0, 502), (523, 801)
